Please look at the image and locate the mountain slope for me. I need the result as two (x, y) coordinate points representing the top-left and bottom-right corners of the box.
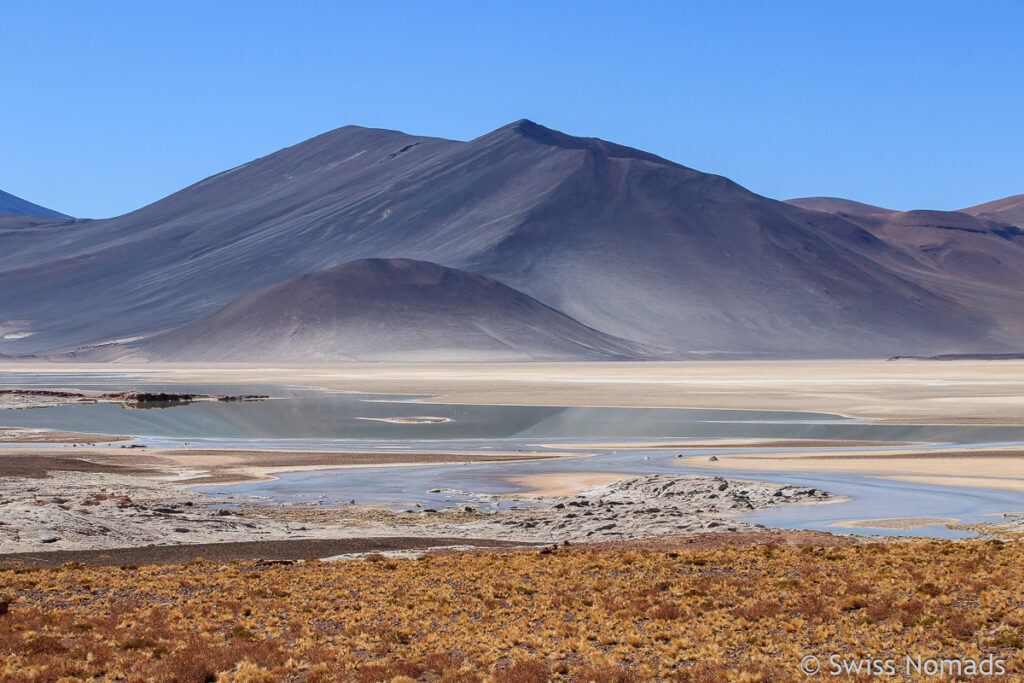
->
(795, 204), (1024, 342)
(0, 189), (70, 219)
(105, 259), (651, 361)
(960, 194), (1024, 229)
(0, 120), (1014, 358)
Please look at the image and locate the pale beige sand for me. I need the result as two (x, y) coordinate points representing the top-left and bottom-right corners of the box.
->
(688, 444), (1024, 458)
(880, 476), (1024, 494)
(503, 472), (638, 497)
(679, 446), (1024, 492)
(831, 517), (961, 530)
(355, 416), (452, 424)
(4, 359), (1024, 424)
(0, 426), (132, 444)
(538, 439), (909, 450)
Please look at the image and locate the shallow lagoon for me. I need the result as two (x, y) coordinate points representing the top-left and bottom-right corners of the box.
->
(3, 374), (1023, 538)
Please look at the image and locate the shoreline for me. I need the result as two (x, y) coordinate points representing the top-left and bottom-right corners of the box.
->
(501, 472), (638, 497)
(0, 444), (587, 486)
(0, 466), (840, 554)
(3, 361), (1024, 553)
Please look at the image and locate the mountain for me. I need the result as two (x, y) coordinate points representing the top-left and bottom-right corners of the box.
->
(0, 120), (1017, 359)
(92, 258), (650, 361)
(0, 189), (70, 219)
(789, 204), (1024, 343)
(960, 194), (1024, 229)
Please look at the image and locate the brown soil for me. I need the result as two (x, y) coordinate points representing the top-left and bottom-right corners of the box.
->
(0, 530), (856, 568)
(0, 453), (152, 479)
(0, 537), (528, 568)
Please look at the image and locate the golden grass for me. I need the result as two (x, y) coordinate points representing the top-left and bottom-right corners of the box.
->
(1, 540), (1022, 681)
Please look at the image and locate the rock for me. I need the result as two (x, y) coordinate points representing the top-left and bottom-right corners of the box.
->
(707, 455), (719, 462)
(40, 536), (60, 543)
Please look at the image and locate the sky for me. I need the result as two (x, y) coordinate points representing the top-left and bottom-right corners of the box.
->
(2, 0), (1022, 218)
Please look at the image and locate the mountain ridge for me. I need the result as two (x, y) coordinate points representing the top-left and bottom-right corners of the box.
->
(0, 189), (70, 219)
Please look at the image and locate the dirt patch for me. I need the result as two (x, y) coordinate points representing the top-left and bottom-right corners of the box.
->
(0, 453), (151, 479)
(0, 536), (527, 568)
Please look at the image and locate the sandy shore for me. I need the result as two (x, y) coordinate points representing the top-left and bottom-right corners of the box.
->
(0, 445), (583, 485)
(831, 517), (961, 530)
(678, 445), (1024, 492)
(4, 359), (1021, 424)
(538, 438), (911, 450)
(502, 472), (637, 497)
(0, 426), (132, 444)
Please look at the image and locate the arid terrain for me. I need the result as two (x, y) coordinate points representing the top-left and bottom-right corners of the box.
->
(1, 538), (1021, 681)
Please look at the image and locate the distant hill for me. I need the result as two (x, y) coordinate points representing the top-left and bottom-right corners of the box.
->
(784, 196), (893, 217)
(0, 120), (1020, 360)
(0, 189), (69, 219)
(794, 204), (1024, 344)
(960, 194), (1024, 229)
(100, 259), (653, 361)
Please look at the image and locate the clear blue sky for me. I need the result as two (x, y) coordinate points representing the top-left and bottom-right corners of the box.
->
(3, 1), (1022, 218)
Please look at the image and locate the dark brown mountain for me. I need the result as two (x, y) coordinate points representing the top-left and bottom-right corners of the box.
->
(0, 121), (1018, 359)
